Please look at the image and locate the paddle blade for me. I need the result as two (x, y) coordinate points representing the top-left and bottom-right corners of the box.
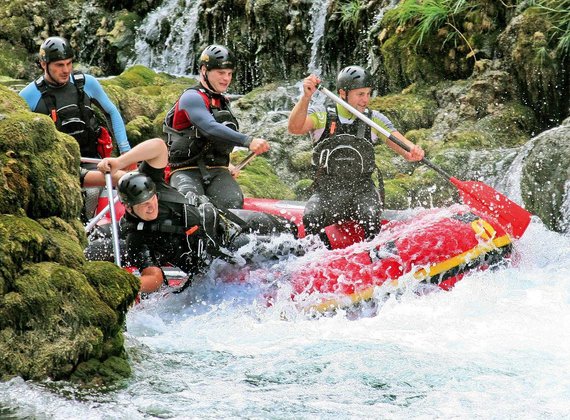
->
(450, 177), (532, 239)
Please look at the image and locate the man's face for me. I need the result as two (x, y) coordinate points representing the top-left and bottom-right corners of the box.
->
(131, 194), (159, 221)
(340, 87), (372, 113)
(42, 59), (73, 85)
(203, 67), (233, 93)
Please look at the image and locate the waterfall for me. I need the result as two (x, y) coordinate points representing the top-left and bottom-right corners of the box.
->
(132, 0), (201, 75)
(307, 0), (332, 75)
(76, 0), (103, 66)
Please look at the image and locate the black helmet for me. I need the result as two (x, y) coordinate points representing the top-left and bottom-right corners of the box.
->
(117, 172), (156, 207)
(39, 37), (74, 63)
(336, 65), (373, 92)
(199, 45), (235, 70)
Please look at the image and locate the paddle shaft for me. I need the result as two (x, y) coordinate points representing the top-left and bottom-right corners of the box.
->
(81, 157), (102, 164)
(105, 173), (122, 267)
(84, 194), (120, 233)
(234, 151), (256, 172)
(318, 86), (453, 181)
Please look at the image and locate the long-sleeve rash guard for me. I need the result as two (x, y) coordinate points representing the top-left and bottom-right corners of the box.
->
(177, 89), (251, 148)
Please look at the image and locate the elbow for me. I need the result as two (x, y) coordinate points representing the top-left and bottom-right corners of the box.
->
(287, 123), (302, 135)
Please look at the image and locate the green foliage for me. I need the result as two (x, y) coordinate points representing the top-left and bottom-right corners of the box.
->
(385, 0), (478, 58)
(338, 0), (366, 30)
(528, 0), (570, 56)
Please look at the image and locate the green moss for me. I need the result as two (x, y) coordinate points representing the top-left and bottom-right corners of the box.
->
(83, 261), (139, 324)
(294, 178), (313, 200)
(369, 91), (437, 133)
(126, 115), (159, 146)
(232, 152), (295, 199)
(0, 40), (30, 79)
(103, 65), (196, 90)
(290, 151), (312, 172)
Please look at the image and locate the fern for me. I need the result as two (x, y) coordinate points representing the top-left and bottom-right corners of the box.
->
(529, 0), (570, 56)
(386, 0), (479, 60)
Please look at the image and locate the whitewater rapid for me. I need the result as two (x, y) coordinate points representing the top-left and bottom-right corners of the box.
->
(1, 216), (569, 419)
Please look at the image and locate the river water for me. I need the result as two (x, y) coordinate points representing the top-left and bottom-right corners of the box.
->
(1, 216), (569, 419)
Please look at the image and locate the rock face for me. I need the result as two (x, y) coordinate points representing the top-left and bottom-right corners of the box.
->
(521, 119), (570, 234)
(0, 85), (139, 384)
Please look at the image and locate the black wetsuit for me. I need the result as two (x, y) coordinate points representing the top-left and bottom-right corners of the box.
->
(164, 86), (251, 209)
(121, 162), (208, 278)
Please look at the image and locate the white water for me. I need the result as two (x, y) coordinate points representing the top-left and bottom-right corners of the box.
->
(132, 0), (201, 75)
(1, 216), (569, 418)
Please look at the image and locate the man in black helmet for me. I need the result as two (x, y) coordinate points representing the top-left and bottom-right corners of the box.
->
(288, 67), (425, 246)
(96, 138), (290, 293)
(19, 36), (132, 219)
(95, 138), (226, 292)
(164, 44), (270, 209)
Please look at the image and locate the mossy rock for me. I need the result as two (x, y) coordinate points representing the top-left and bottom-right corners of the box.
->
(83, 261), (140, 327)
(0, 93), (83, 218)
(0, 40), (31, 79)
(126, 115), (160, 146)
(290, 151), (312, 172)
(0, 215), (86, 288)
(369, 91), (437, 134)
(521, 123), (570, 233)
(103, 65), (195, 90)
(0, 260), (131, 381)
(294, 178), (313, 201)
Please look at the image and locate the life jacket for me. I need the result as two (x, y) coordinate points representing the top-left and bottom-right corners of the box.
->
(35, 72), (104, 158)
(163, 86), (239, 170)
(312, 108), (377, 185)
(123, 189), (246, 260)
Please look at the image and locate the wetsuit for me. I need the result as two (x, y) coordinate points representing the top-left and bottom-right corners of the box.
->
(303, 103), (395, 244)
(120, 161), (213, 280)
(164, 86), (251, 209)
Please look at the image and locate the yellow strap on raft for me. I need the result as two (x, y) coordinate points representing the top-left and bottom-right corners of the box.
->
(306, 218), (513, 313)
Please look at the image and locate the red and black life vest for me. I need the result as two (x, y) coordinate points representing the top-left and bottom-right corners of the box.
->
(163, 86), (239, 169)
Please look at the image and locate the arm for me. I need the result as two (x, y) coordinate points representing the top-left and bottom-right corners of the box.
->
(288, 74), (320, 135)
(139, 267), (165, 293)
(371, 111), (424, 162)
(82, 167), (125, 187)
(180, 90), (251, 147)
(84, 75), (131, 154)
(18, 82), (41, 111)
(96, 137), (168, 175)
(180, 90), (269, 155)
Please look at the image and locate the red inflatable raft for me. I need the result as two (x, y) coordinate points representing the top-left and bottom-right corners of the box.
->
(243, 198), (515, 312)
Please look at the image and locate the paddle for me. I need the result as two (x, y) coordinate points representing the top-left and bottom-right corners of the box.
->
(104, 172), (122, 267)
(317, 85), (532, 239)
(234, 151), (256, 172)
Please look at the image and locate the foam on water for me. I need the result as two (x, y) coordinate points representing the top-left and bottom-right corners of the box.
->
(2, 218), (570, 419)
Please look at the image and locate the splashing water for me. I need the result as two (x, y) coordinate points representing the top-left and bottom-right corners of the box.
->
(1, 215), (569, 418)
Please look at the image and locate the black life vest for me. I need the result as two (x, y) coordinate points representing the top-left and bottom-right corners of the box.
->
(35, 72), (101, 158)
(163, 86), (239, 169)
(122, 189), (244, 260)
(312, 109), (377, 181)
